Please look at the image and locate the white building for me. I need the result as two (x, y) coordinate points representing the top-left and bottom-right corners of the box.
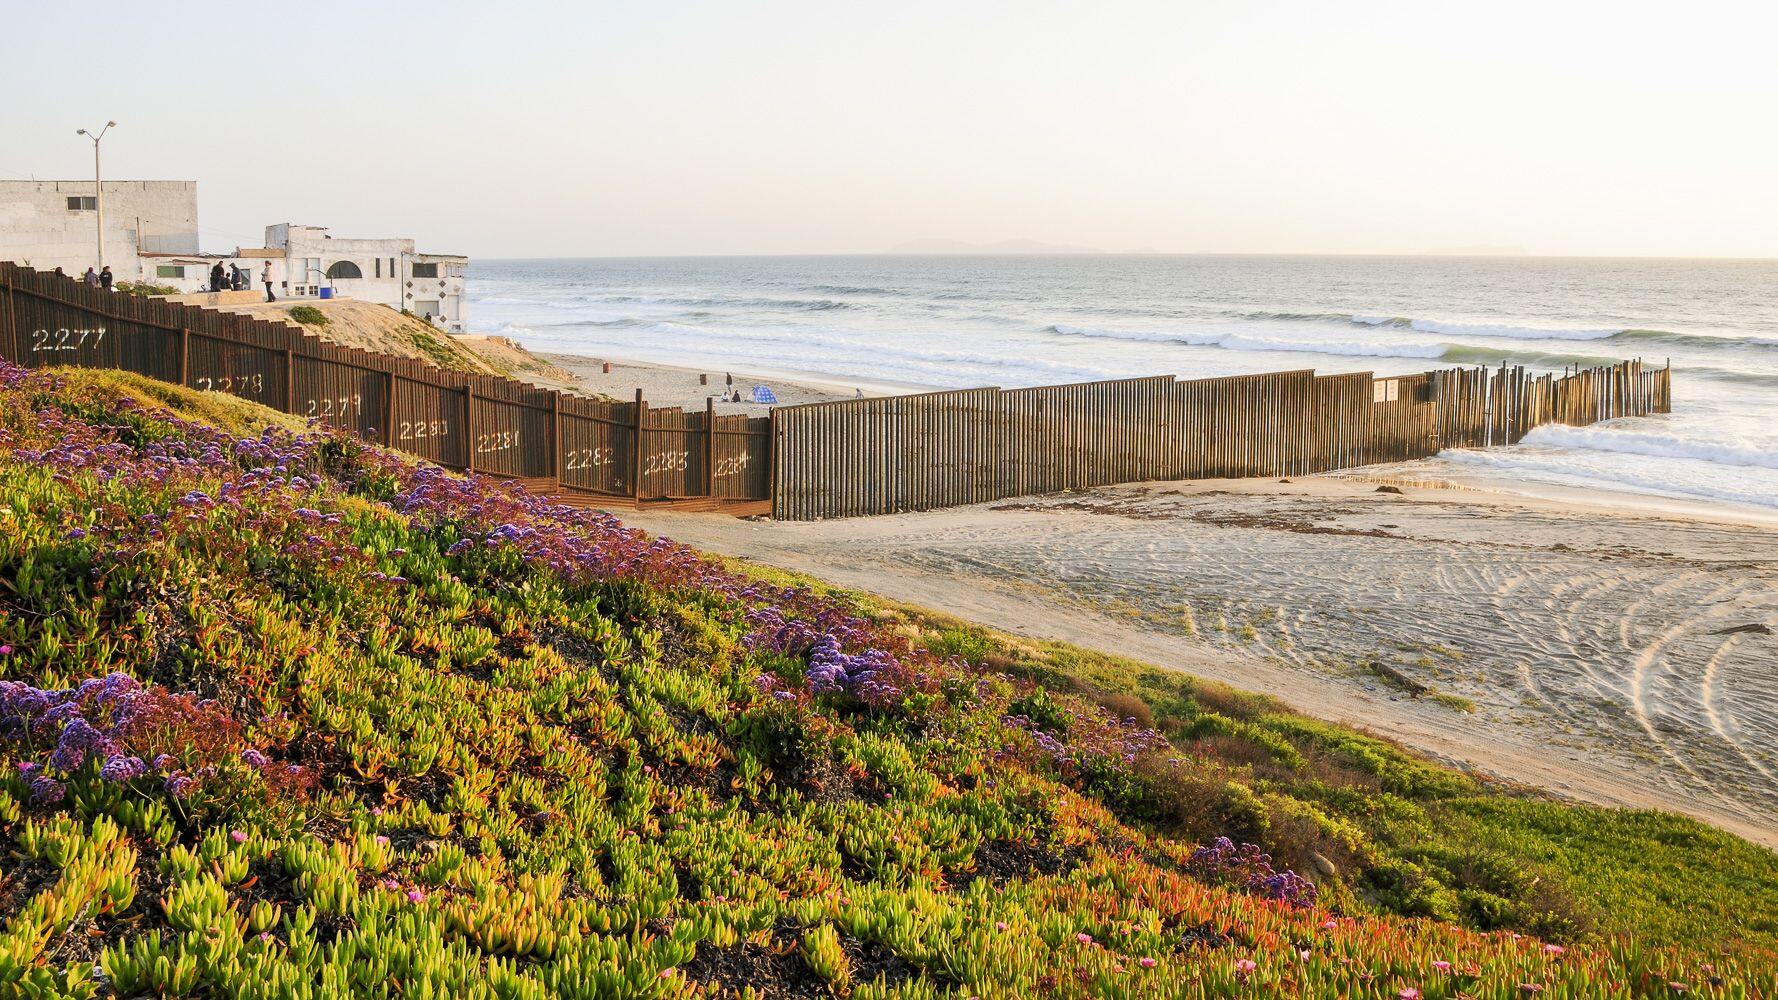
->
(2, 181), (468, 332)
(0, 180), (199, 274)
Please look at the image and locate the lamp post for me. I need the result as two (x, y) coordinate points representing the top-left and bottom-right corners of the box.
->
(75, 121), (116, 270)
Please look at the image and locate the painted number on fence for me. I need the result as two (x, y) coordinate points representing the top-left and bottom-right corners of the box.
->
(399, 419), (450, 440)
(475, 430), (519, 455)
(196, 373), (265, 397)
(30, 328), (106, 352)
(713, 453), (750, 478)
(306, 395), (362, 420)
(565, 446), (613, 470)
(644, 450), (689, 474)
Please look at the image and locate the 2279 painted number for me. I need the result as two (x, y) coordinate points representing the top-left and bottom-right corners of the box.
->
(475, 431), (519, 455)
(399, 419), (450, 440)
(305, 395), (362, 420)
(30, 327), (106, 352)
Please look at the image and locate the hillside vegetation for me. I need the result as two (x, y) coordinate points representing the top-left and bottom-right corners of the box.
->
(0, 361), (1771, 998)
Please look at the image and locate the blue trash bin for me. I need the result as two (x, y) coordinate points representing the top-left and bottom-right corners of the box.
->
(318, 287), (334, 300)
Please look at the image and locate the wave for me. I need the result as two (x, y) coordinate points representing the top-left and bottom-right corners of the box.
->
(1044, 324), (1449, 360)
(1351, 315), (1623, 341)
(1438, 449), (1778, 511)
(1517, 424), (1778, 472)
(478, 291), (851, 312)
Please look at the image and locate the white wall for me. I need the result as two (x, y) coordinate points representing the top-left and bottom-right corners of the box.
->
(0, 180), (198, 275)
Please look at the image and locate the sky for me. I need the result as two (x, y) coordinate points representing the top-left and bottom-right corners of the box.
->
(4, 0), (1775, 259)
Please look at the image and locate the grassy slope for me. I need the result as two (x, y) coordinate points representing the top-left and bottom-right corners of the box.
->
(0, 365), (1770, 998)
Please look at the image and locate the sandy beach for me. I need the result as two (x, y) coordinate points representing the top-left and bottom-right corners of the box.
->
(540, 352), (888, 413)
(609, 474), (1778, 847)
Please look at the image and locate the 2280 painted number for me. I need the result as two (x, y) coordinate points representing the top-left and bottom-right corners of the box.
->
(475, 431), (519, 455)
(305, 395), (362, 420)
(644, 450), (689, 475)
(564, 446), (613, 470)
(196, 373), (265, 396)
(399, 419), (450, 440)
(30, 327), (106, 352)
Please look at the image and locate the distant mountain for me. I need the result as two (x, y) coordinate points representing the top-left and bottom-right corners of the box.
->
(887, 237), (1106, 255)
(1420, 244), (1531, 257)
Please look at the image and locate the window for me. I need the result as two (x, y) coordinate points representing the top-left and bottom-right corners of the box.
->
(411, 262), (438, 278)
(156, 265), (186, 279)
(66, 196), (97, 211)
(325, 260), (363, 279)
(374, 257), (381, 278)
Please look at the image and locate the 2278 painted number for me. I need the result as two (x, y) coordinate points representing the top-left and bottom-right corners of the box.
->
(30, 327), (106, 352)
(475, 431), (519, 455)
(196, 373), (265, 396)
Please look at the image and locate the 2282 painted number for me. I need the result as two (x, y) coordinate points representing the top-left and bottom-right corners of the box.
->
(475, 430), (519, 455)
(399, 419), (450, 440)
(565, 446), (613, 470)
(30, 327), (106, 352)
(196, 373), (265, 396)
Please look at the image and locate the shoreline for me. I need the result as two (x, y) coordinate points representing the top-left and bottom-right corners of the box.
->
(605, 472), (1778, 848)
(538, 350), (934, 414)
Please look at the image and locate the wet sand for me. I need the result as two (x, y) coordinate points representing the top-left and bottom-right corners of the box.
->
(609, 476), (1778, 847)
(541, 352), (881, 414)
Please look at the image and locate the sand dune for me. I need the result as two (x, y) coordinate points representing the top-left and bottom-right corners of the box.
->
(611, 477), (1778, 847)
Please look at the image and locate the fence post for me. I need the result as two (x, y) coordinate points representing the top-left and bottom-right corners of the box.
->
(551, 390), (562, 489)
(179, 329), (190, 386)
(464, 384), (477, 473)
(284, 348), (295, 413)
(632, 388), (646, 501)
(704, 395), (717, 498)
(1, 267), (15, 360)
(382, 372), (395, 445)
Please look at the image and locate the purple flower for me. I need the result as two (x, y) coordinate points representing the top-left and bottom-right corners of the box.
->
(28, 776), (65, 804)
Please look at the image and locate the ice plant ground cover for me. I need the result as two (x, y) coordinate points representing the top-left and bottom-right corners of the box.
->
(0, 362), (1770, 998)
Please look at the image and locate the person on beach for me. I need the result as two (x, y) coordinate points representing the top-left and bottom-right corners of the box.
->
(99, 265), (113, 291)
(83, 267), (100, 286)
(53, 267), (65, 277)
(230, 263), (245, 291)
(262, 261), (276, 302)
(210, 262), (227, 292)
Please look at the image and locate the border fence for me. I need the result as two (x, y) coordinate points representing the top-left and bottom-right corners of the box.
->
(0, 262), (1669, 522)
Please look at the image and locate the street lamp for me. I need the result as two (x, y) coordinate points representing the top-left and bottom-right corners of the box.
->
(75, 121), (116, 271)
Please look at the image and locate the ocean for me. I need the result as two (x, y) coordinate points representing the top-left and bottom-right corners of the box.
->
(468, 254), (1778, 513)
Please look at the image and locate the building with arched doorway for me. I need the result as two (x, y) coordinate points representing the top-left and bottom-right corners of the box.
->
(234, 223), (469, 332)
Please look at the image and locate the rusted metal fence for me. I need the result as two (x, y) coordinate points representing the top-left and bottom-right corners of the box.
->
(772, 359), (1670, 520)
(0, 262), (772, 509)
(1, 262), (1672, 523)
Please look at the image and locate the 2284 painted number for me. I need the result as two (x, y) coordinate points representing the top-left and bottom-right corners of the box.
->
(713, 454), (750, 478)
(30, 327), (105, 352)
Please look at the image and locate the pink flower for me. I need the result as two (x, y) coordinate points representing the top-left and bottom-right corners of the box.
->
(374, 835), (390, 846)
(230, 830), (248, 843)
(1234, 959), (1257, 976)
(1398, 989), (1422, 1000)
(1543, 944), (1565, 956)
(658, 969), (675, 980)
(1076, 932), (1094, 945)
(0, 645), (13, 655)
(1519, 985), (1544, 996)
(1433, 961), (1453, 973)
(1321, 918), (1338, 931)
(1138, 958), (1156, 969)
(995, 921), (1007, 931)
(406, 889), (426, 903)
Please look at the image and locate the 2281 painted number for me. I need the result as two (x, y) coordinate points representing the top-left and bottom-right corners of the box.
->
(475, 430), (519, 455)
(30, 327), (106, 352)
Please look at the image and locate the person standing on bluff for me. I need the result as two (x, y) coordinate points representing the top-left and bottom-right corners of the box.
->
(210, 262), (227, 293)
(83, 267), (100, 286)
(99, 265), (113, 291)
(262, 261), (276, 302)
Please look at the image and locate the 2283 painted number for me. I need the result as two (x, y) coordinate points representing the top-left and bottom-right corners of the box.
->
(564, 446), (613, 470)
(644, 450), (689, 475)
(475, 430), (519, 455)
(30, 327), (106, 352)
(399, 419), (450, 440)
(196, 373), (265, 396)
(305, 395), (362, 420)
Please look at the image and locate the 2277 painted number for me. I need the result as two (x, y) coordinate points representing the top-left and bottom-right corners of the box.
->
(475, 431), (519, 455)
(564, 446), (613, 470)
(196, 373), (264, 396)
(30, 327), (105, 352)
(305, 395), (362, 420)
(399, 419), (450, 440)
